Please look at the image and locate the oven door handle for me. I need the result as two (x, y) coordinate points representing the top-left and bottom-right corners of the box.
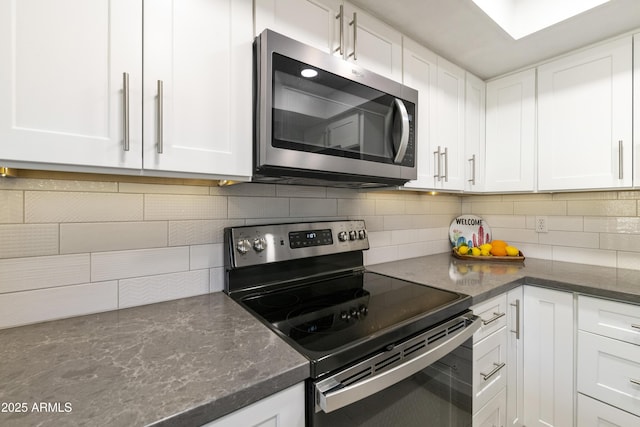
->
(315, 314), (481, 413)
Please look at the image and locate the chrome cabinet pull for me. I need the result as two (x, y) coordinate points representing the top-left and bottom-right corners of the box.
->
(433, 146), (441, 180)
(631, 379), (640, 387)
(157, 80), (164, 154)
(348, 12), (357, 60)
(510, 300), (520, 339)
(335, 5), (344, 55)
(619, 140), (623, 179)
(441, 147), (448, 182)
(631, 324), (640, 330)
(481, 362), (506, 381)
(468, 154), (476, 185)
(482, 312), (506, 326)
(122, 72), (130, 151)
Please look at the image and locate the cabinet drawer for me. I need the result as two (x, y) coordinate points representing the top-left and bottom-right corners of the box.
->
(578, 393), (640, 427)
(578, 295), (640, 345)
(472, 294), (508, 343)
(578, 331), (640, 417)
(473, 327), (507, 412)
(472, 387), (506, 427)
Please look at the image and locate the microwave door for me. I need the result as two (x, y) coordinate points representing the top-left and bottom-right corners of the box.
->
(384, 98), (410, 164)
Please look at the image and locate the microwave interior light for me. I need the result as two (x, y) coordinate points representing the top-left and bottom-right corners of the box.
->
(300, 68), (318, 78)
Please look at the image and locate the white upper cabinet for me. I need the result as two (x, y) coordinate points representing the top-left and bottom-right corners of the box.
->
(485, 69), (536, 192)
(402, 38), (437, 190)
(465, 72), (486, 192)
(0, 0), (143, 170)
(634, 34), (640, 188)
(255, 0), (402, 81)
(143, 0), (252, 178)
(538, 37), (632, 191)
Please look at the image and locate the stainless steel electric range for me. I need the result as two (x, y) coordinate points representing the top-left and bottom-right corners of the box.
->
(224, 220), (480, 426)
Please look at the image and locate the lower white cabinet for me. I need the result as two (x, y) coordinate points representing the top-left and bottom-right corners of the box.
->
(523, 286), (574, 427)
(577, 393), (640, 427)
(506, 287), (524, 427)
(202, 383), (305, 427)
(473, 387), (507, 427)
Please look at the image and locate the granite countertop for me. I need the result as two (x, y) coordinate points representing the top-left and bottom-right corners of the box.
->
(368, 253), (640, 305)
(0, 293), (309, 427)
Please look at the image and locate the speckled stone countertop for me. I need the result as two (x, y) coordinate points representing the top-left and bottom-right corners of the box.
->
(368, 253), (640, 305)
(0, 293), (309, 427)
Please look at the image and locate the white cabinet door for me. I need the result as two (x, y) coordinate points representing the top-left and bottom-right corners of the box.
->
(578, 393), (640, 427)
(465, 72), (486, 192)
(523, 286), (574, 427)
(203, 383), (305, 427)
(402, 38), (437, 190)
(538, 37), (632, 190)
(485, 69), (536, 192)
(473, 328), (508, 412)
(506, 287), (524, 427)
(343, 3), (402, 82)
(0, 0), (142, 170)
(434, 57), (465, 191)
(254, 0), (341, 54)
(473, 388), (507, 427)
(143, 0), (252, 178)
(634, 34), (640, 189)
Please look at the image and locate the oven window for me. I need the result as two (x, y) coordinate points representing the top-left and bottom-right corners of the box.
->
(310, 342), (472, 427)
(271, 53), (414, 166)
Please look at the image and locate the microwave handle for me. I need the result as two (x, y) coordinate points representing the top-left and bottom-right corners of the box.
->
(389, 98), (410, 164)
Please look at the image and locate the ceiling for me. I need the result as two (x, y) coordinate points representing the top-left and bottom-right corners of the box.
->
(350, 0), (640, 80)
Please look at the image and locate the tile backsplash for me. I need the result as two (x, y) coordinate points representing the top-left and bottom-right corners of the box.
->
(0, 178), (458, 329)
(2, 177), (640, 329)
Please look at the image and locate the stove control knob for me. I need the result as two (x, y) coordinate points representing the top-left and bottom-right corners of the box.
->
(348, 230), (357, 241)
(350, 307), (359, 318)
(236, 239), (251, 255)
(340, 311), (350, 321)
(338, 231), (348, 242)
(253, 237), (267, 252)
(359, 305), (368, 315)
(358, 229), (367, 240)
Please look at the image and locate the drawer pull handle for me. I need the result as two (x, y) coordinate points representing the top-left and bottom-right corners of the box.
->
(510, 300), (520, 340)
(481, 362), (506, 381)
(631, 379), (640, 387)
(631, 324), (640, 330)
(482, 312), (506, 326)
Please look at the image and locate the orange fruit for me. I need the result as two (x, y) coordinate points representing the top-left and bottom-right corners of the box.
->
(490, 246), (507, 256)
(491, 239), (508, 248)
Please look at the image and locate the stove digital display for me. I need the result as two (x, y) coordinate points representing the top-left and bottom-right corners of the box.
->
(289, 229), (333, 248)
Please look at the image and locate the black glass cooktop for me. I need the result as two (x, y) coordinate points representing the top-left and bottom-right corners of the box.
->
(237, 270), (470, 376)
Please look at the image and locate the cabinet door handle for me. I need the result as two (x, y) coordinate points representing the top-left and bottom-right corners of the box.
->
(619, 140), (624, 179)
(348, 12), (357, 60)
(468, 154), (476, 185)
(335, 5), (344, 55)
(122, 72), (130, 152)
(631, 379), (640, 387)
(510, 299), (520, 339)
(631, 324), (640, 330)
(441, 147), (448, 182)
(482, 312), (506, 326)
(157, 80), (164, 154)
(433, 146), (441, 181)
(480, 362), (506, 381)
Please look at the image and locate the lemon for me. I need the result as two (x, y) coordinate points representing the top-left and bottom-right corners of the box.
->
(471, 247), (481, 256)
(479, 243), (492, 252)
(505, 246), (520, 256)
(457, 245), (469, 255)
(480, 249), (491, 256)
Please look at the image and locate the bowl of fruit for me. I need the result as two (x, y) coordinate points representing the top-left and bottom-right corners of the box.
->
(452, 240), (525, 262)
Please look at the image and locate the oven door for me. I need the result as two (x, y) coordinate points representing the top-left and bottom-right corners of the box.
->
(255, 29), (417, 183)
(309, 314), (480, 427)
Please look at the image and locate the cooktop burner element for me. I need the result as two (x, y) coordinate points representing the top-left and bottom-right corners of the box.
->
(224, 220), (472, 377)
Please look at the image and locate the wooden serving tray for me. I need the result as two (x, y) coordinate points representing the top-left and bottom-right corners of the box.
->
(451, 248), (525, 262)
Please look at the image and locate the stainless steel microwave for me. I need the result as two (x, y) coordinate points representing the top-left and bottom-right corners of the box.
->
(253, 29), (418, 188)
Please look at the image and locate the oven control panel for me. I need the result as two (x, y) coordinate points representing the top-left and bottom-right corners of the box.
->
(225, 220), (369, 268)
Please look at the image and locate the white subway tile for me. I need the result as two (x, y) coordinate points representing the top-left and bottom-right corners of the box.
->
(144, 194), (227, 220)
(0, 190), (23, 223)
(118, 270), (210, 309)
(482, 215), (526, 229)
(513, 201), (567, 216)
(513, 243), (552, 260)
(25, 191), (143, 223)
(617, 252), (640, 270)
(405, 200), (430, 215)
(210, 267), (225, 292)
(419, 227), (449, 242)
(391, 229), (421, 245)
(375, 199), (405, 215)
(0, 281), (117, 329)
(168, 219), (244, 246)
(212, 182), (276, 197)
(60, 222), (167, 254)
(600, 233), (640, 252)
(618, 191), (640, 200)
(0, 224), (59, 259)
(228, 196), (289, 218)
(467, 201), (515, 215)
(538, 231), (599, 249)
(491, 227), (539, 244)
(462, 195), (503, 203)
(91, 247), (189, 282)
(552, 191), (618, 200)
(567, 200), (636, 217)
(337, 199), (375, 216)
(0, 178), (117, 192)
(364, 246), (399, 265)
(326, 187), (366, 199)
(367, 190), (407, 201)
(360, 216), (384, 232)
(546, 216), (584, 231)
(290, 198), (337, 217)
(502, 193), (553, 201)
(584, 216), (640, 233)
(430, 200), (463, 215)
(276, 185), (326, 198)
(118, 182), (209, 195)
(398, 242), (429, 259)
(551, 247), (616, 268)
(190, 244), (224, 270)
(0, 254), (90, 293)
(367, 231), (392, 248)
